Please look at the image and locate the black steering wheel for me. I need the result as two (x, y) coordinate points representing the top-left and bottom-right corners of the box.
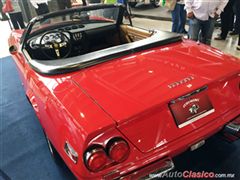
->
(39, 31), (72, 59)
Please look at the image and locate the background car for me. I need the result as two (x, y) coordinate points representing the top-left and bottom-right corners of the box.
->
(128, 0), (160, 8)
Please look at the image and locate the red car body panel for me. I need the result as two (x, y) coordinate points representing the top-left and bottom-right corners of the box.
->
(8, 28), (240, 179)
(72, 40), (240, 153)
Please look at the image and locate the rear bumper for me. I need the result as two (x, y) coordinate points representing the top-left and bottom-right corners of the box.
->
(104, 107), (240, 179)
(105, 158), (174, 179)
(75, 107), (240, 179)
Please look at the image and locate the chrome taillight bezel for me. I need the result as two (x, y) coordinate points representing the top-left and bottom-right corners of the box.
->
(84, 137), (130, 172)
(84, 145), (108, 172)
(106, 138), (130, 163)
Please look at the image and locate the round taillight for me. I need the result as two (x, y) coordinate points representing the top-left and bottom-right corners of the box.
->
(107, 139), (130, 163)
(84, 148), (108, 172)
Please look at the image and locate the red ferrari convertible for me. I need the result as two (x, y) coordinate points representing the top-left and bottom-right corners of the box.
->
(8, 4), (240, 179)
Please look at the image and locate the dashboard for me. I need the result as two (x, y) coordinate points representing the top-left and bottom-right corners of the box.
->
(29, 22), (115, 48)
(27, 22), (118, 60)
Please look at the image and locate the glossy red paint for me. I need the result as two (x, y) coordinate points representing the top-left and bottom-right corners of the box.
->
(9, 30), (240, 179)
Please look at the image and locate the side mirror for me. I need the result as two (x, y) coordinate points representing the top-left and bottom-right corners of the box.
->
(9, 45), (18, 55)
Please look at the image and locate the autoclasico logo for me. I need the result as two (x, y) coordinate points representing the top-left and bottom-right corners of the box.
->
(149, 171), (235, 179)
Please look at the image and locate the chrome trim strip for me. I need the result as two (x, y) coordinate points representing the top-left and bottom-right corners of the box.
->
(178, 109), (215, 128)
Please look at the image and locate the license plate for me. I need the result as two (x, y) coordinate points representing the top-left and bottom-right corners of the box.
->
(170, 88), (214, 128)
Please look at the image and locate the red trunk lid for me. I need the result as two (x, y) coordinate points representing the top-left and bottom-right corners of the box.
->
(72, 40), (240, 152)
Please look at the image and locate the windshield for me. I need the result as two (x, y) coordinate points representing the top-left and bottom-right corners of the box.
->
(30, 6), (120, 35)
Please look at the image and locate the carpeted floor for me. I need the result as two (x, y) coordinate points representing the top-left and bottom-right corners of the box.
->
(0, 56), (239, 180)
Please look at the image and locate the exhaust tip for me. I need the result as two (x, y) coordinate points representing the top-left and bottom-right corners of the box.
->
(222, 116), (240, 142)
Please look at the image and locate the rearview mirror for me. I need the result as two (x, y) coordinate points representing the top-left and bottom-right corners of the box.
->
(9, 45), (18, 55)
